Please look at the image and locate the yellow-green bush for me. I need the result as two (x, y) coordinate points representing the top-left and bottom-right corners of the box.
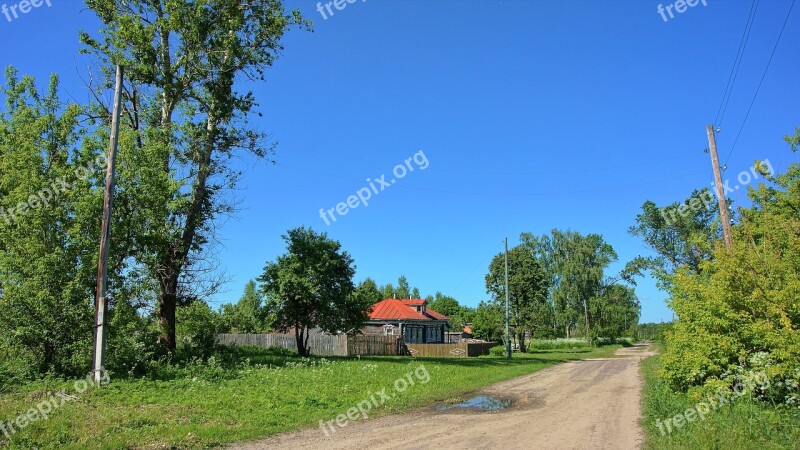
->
(661, 164), (800, 406)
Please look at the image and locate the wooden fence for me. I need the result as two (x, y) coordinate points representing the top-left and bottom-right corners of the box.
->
(218, 333), (496, 358)
(217, 333), (349, 356)
(347, 335), (405, 356)
(405, 341), (497, 358)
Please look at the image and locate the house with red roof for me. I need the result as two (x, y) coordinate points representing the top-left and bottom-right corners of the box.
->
(363, 298), (449, 344)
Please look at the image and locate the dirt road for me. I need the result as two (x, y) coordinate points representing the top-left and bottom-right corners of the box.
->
(233, 343), (656, 450)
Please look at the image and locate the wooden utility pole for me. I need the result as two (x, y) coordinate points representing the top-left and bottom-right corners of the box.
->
(706, 125), (732, 248)
(504, 237), (511, 359)
(93, 65), (123, 384)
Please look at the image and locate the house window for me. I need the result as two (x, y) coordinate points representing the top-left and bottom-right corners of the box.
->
(383, 324), (396, 336)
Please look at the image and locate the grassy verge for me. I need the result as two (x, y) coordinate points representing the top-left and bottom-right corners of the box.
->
(641, 351), (800, 449)
(0, 345), (622, 449)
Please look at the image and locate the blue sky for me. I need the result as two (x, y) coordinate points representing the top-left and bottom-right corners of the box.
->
(2, 0), (798, 323)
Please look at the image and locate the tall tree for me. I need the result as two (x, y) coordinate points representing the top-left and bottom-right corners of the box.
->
(471, 301), (504, 342)
(80, 0), (310, 350)
(628, 188), (720, 288)
(396, 275), (411, 299)
(354, 278), (383, 305)
(485, 245), (548, 352)
(0, 70), (98, 375)
(258, 227), (366, 356)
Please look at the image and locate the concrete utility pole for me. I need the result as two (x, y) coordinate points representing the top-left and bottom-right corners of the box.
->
(706, 125), (732, 248)
(504, 237), (511, 359)
(93, 65), (123, 384)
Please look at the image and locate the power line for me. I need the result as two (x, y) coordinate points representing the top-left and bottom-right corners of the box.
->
(724, 0), (796, 166)
(714, 0), (759, 128)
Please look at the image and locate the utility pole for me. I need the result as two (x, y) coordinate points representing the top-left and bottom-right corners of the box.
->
(93, 65), (123, 384)
(706, 125), (732, 248)
(504, 237), (511, 359)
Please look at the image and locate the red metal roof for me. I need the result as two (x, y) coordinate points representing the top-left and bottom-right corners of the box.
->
(369, 299), (449, 321)
(399, 299), (426, 306)
(424, 308), (449, 320)
(370, 299), (429, 320)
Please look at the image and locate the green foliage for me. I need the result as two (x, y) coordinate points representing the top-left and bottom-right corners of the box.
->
(258, 227), (366, 356)
(636, 322), (673, 343)
(629, 188), (720, 289)
(0, 69), (98, 376)
(353, 277), (383, 305)
(106, 300), (161, 377)
(485, 244), (549, 351)
(658, 160), (800, 407)
(79, 0), (311, 351)
(489, 345), (506, 356)
(220, 280), (269, 333)
(426, 292), (475, 330)
(528, 338), (591, 350)
(642, 354), (800, 449)
(471, 300), (504, 342)
(521, 229), (639, 341)
(176, 301), (226, 359)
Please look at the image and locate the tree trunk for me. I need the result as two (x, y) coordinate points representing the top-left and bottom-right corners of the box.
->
(295, 324), (308, 357)
(157, 274), (178, 351)
(517, 331), (527, 353)
(582, 298), (590, 340)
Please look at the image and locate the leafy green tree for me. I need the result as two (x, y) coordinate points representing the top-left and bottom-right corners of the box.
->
(80, 0), (310, 351)
(0, 70), (96, 375)
(176, 301), (225, 358)
(427, 292), (460, 316)
(221, 280), (267, 333)
(471, 301), (504, 342)
(485, 245), (548, 352)
(354, 278), (383, 305)
(396, 275), (411, 299)
(258, 227), (366, 356)
(380, 283), (395, 299)
(628, 188), (720, 288)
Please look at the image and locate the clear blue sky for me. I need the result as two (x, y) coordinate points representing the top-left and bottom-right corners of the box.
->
(2, 0), (798, 323)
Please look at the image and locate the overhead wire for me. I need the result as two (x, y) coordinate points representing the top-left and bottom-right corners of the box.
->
(713, 0), (760, 129)
(724, 0), (796, 166)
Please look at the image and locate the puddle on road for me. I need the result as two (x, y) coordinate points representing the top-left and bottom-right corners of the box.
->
(438, 395), (512, 412)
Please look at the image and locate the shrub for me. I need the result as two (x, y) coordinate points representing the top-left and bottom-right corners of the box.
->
(529, 338), (590, 350)
(660, 164), (800, 406)
(489, 345), (506, 356)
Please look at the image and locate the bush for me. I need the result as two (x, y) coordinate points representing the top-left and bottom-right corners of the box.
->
(106, 300), (162, 377)
(176, 301), (226, 359)
(489, 345), (506, 356)
(529, 338), (591, 350)
(660, 164), (800, 406)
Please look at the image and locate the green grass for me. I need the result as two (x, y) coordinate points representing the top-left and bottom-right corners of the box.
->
(641, 351), (800, 450)
(0, 345), (623, 449)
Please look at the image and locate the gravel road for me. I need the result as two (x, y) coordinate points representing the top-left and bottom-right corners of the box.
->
(232, 343), (656, 450)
